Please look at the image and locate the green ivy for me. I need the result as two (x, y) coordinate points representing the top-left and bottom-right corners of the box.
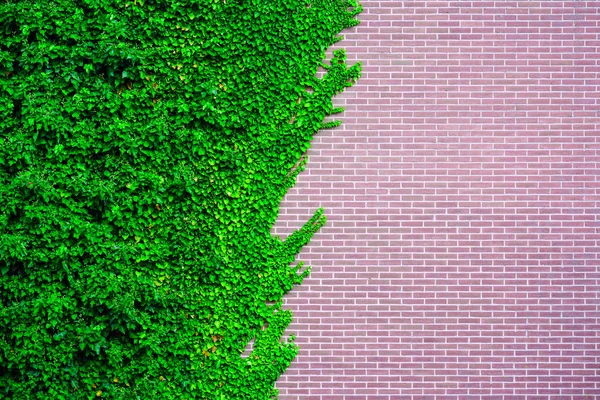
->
(0, 0), (361, 398)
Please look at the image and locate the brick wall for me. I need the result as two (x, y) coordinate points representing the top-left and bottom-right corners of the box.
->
(273, 1), (600, 399)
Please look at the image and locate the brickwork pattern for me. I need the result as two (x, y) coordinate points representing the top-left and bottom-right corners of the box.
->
(274, 1), (600, 399)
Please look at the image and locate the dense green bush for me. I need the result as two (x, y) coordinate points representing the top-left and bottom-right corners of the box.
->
(0, 0), (361, 398)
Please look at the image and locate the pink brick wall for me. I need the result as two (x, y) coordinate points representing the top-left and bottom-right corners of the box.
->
(274, 1), (600, 399)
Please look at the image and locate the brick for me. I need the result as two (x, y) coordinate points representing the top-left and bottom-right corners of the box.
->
(275, 1), (600, 398)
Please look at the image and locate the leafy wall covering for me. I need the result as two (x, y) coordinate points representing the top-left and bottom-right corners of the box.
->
(0, 0), (361, 398)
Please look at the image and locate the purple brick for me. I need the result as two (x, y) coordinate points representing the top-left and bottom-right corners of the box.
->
(274, 1), (600, 398)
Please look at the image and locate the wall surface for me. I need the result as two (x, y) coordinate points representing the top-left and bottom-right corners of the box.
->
(274, 1), (600, 399)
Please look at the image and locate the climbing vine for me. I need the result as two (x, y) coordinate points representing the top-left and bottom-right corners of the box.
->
(0, 0), (361, 398)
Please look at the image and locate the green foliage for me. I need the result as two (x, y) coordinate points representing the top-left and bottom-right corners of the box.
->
(0, 0), (361, 398)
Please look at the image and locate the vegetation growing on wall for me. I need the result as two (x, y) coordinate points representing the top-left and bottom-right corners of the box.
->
(0, 0), (361, 398)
